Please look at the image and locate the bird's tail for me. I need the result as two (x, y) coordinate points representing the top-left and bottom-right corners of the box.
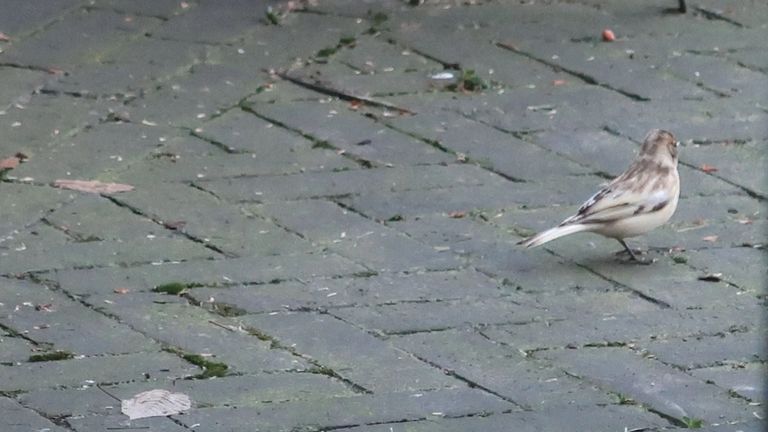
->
(517, 224), (590, 248)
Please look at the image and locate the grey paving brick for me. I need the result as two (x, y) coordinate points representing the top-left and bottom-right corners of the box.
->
(538, 347), (757, 424)
(91, 292), (308, 373)
(67, 415), (187, 432)
(0, 334), (36, 364)
(386, 111), (591, 181)
(238, 312), (457, 393)
(45, 194), (172, 242)
(2, 7), (160, 69)
(253, 199), (460, 272)
(21, 372), (354, 418)
(206, 164), (500, 203)
(125, 64), (264, 128)
(0, 94), (119, 159)
(639, 331), (767, 370)
(9, 122), (177, 183)
(187, 270), (504, 314)
(0, 183), (74, 240)
(0, 397), (68, 432)
(0, 278), (159, 356)
(691, 363), (767, 403)
(175, 387), (514, 432)
(0, 351), (197, 392)
(44, 36), (207, 96)
(55, 252), (366, 296)
(0, 0), (80, 36)
(248, 100), (454, 166)
(331, 296), (544, 335)
(0, 67), (49, 109)
(113, 183), (314, 257)
(0, 235), (217, 274)
(335, 404), (667, 432)
(392, 328), (615, 408)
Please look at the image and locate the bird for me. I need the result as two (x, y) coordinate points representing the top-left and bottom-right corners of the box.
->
(518, 129), (681, 263)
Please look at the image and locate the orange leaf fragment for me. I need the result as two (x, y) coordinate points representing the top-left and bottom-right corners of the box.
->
(113, 287), (131, 294)
(53, 179), (134, 194)
(448, 211), (466, 219)
(552, 79), (567, 86)
(701, 235), (718, 242)
(699, 164), (718, 173)
(602, 29), (616, 42)
(0, 156), (20, 169)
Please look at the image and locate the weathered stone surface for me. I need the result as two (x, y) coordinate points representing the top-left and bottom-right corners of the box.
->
(1, 1), (766, 430)
(239, 312), (457, 393)
(0, 351), (197, 392)
(55, 252), (366, 296)
(539, 347), (757, 425)
(175, 388), (514, 432)
(0, 278), (159, 356)
(21, 372), (354, 417)
(0, 397), (68, 432)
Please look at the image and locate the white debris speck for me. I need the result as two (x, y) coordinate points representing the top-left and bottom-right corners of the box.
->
(430, 71), (454, 80)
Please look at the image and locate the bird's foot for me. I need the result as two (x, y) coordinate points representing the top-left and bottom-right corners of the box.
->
(615, 240), (655, 264)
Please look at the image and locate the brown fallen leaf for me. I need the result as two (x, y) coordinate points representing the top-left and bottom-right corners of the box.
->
(699, 164), (718, 173)
(113, 287), (131, 294)
(0, 156), (20, 169)
(348, 99), (362, 110)
(701, 235), (718, 242)
(448, 211), (466, 219)
(53, 179), (134, 194)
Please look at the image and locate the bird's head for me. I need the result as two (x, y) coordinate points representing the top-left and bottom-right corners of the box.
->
(640, 129), (679, 161)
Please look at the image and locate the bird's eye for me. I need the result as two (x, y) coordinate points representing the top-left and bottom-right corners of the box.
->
(674, 141), (680, 147)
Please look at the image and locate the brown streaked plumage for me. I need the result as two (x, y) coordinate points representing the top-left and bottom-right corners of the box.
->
(518, 129), (681, 263)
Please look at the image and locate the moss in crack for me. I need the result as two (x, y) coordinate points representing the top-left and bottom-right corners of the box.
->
(209, 302), (247, 317)
(446, 69), (488, 93)
(153, 282), (188, 295)
(307, 365), (337, 377)
(682, 416), (704, 429)
(165, 347), (228, 378)
(28, 351), (74, 362)
(312, 140), (335, 150)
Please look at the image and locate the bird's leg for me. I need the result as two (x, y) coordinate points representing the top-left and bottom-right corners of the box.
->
(617, 239), (652, 265)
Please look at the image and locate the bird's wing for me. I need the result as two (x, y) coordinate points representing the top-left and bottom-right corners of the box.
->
(561, 186), (669, 226)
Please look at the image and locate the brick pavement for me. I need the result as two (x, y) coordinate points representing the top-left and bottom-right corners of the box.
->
(0, 1), (766, 431)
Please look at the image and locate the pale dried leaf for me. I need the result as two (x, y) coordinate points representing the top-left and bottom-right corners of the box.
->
(699, 164), (718, 173)
(121, 389), (192, 420)
(53, 179), (134, 194)
(701, 235), (718, 242)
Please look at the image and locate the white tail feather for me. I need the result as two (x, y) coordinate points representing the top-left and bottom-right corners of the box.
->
(518, 224), (591, 248)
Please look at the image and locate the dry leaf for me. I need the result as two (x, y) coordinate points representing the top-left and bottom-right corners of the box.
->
(552, 79), (567, 86)
(0, 32), (10, 42)
(53, 179), (134, 194)
(701, 235), (718, 242)
(164, 220), (187, 230)
(0, 156), (20, 169)
(113, 287), (130, 294)
(349, 99), (362, 110)
(700, 164), (718, 173)
(121, 389), (192, 420)
(602, 29), (616, 42)
(448, 211), (466, 219)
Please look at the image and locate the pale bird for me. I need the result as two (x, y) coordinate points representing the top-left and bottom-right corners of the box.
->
(518, 129), (681, 263)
